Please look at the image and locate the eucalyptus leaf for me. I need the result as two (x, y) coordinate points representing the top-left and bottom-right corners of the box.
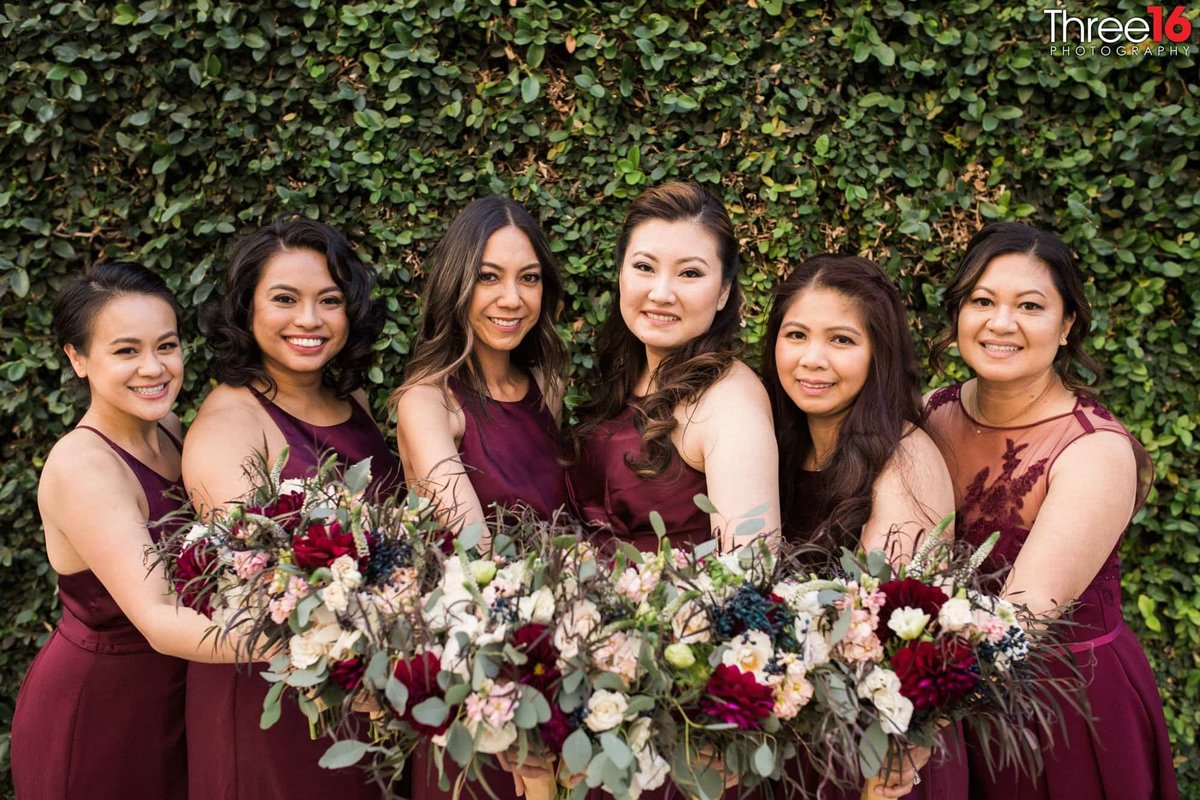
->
(649, 510), (666, 538)
(600, 731), (632, 769)
(693, 494), (718, 514)
(385, 675), (409, 715)
(411, 696), (449, 727)
(563, 727), (593, 775)
(319, 739), (371, 769)
(446, 721), (474, 767)
(343, 457), (373, 495)
(753, 742), (774, 777)
(858, 720), (889, 779)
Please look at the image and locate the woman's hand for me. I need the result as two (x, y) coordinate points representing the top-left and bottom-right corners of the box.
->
(496, 750), (557, 796)
(866, 742), (933, 798)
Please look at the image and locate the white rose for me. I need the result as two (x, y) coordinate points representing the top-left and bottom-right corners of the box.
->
(496, 561), (527, 588)
(584, 689), (628, 732)
(183, 523), (209, 545)
(720, 630), (774, 682)
(330, 554), (363, 590)
(517, 587), (556, 624)
(425, 557), (474, 631)
(466, 718), (518, 754)
(794, 613), (831, 668)
(322, 582), (349, 614)
(886, 607), (931, 640)
(288, 619), (342, 669)
(553, 599), (602, 662)
(937, 597), (974, 632)
(671, 599), (711, 644)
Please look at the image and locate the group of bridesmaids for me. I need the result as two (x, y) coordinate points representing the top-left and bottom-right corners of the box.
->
(10, 181), (1177, 799)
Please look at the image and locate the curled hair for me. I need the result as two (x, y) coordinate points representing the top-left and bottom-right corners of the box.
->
(53, 260), (180, 357)
(203, 215), (383, 399)
(930, 222), (1101, 393)
(761, 255), (923, 550)
(392, 197), (567, 414)
(573, 182), (743, 477)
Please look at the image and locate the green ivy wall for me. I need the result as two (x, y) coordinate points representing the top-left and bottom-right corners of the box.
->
(1, 0), (1196, 793)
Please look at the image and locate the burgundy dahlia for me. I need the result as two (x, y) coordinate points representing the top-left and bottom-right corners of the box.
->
(892, 639), (979, 709)
(392, 652), (448, 735)
(330, 656), (366, 692)
(511, 624), (561, 693)
(699, 664), (775, 730)
(174, 540), (217, 616)
(877, 578), (949, 642)
(293, 521), (363, 570)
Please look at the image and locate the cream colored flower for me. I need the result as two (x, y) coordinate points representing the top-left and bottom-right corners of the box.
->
(937, 597), (973, 632)
(517, 586), (555, 625)
(671, 599), (711, 644)
(553, 599), (602, 662)
(584, 689), (628, 732)
(721, 629), (774, 682)
(886, 607), (931, 641)
(330, 554), (363, 590)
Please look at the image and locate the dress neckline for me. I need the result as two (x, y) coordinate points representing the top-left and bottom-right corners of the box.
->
(249, 385), (356, 429)
(75, 424), (183, 483)
(956, 384), (1082, 432)
(449, 374), (536, 406)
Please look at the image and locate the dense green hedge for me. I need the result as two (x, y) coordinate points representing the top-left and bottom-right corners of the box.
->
(1, 0), (1196, 793)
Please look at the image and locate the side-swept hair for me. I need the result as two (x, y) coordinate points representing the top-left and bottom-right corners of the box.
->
(392, 197), (567, 413)
(53, 260), (180, 354)
(203, 215), (383, 399)
(930, 222), (1101, 393)
(573, 181), (743, 476)
(761, 254), (922, 550)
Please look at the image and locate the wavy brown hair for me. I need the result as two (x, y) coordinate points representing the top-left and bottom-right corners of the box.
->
(761, 255), (923, 550)
(391, 197), (567, 414)
(573, 182), (742, 477)
(930, 222), (1102, 393)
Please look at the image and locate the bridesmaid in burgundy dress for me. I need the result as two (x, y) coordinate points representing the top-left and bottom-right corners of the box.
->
(183, 217), (400, 800)
(568, 182), (780, 799)
(760, 255), (962, 799)
(924, 223), (1177, 799)
(392, 197), (570, 799)
(11, 262), (242, 799)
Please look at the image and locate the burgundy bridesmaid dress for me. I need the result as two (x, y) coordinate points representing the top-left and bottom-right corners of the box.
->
(11, 425), (188, 799)
(781, 470), (969, 800)
(924, 384), (1178, 800)
(569, 404), (732, 800)
(186, 389), (401, 800)
(411, 374), (568, 800)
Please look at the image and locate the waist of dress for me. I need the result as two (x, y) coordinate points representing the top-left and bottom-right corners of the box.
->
(57, 603), (158, 654)
(1063, 620), (1125, 654)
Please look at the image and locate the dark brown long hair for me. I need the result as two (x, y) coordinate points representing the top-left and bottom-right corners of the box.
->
(392, 197), (567, 413)
(573, 182), (742, 476)
(930, 222), (1101, 393)
(761, 255), (923, 550)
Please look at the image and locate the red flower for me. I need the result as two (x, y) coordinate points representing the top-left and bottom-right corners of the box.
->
(877, 578), (949, 642)
(174, 540), (217, 616)
(391, 652), (448, 735)
(891, 639), (979, 709)
(330, 657), (366, 692)
(511, 624), (561, 694)
(293, 521), (364, 570)
(699, 664), (775, 730)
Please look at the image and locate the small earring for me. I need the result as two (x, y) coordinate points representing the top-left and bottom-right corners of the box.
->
(1059, 338), (1068, 346)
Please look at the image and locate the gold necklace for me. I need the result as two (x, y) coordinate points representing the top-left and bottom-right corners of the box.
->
(969, 379), (1057, 431)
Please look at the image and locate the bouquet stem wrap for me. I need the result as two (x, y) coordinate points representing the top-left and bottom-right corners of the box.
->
(861, 775), (885, 799)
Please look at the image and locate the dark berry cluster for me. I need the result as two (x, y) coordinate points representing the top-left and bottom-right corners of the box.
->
(712, 584), (795, 647)
(489, 595), (519, 623)
(364, 533), (413, 585)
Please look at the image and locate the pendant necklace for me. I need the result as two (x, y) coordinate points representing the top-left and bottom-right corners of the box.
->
(969, 380), (1056, 433)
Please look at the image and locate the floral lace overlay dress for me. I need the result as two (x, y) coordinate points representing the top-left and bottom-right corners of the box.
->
(924, 384), (1177, 800)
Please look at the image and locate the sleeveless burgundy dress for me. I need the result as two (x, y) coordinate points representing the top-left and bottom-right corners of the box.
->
(11, 425), (188, 799)
(781, 470), (969, 800)
(569, 405), (726, 800)
(411, 375), (568, 800)
(924, 384), (1177, 800)
(187, 389), (401, 800)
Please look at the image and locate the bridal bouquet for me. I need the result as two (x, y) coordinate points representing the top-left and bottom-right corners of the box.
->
(161, 450), (449, 759)
(807, 518), (1084, 794)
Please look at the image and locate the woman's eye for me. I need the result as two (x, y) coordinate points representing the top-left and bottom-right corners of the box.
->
(320, 296), (345, 306)
(1019, 301), (1043, 311)
(785, 331), (806, 341)
(970, 297), (992, 307)
(114, 347), (137, 355)
(679, 269), (702, 279)
(833, 335), (856, 346)
(632, 261), (653, 273)
(521, 272), (542, 284)
(477, 272), (499, 283)
(159, 341), (179, 352)
(272, 294), (296, 304)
